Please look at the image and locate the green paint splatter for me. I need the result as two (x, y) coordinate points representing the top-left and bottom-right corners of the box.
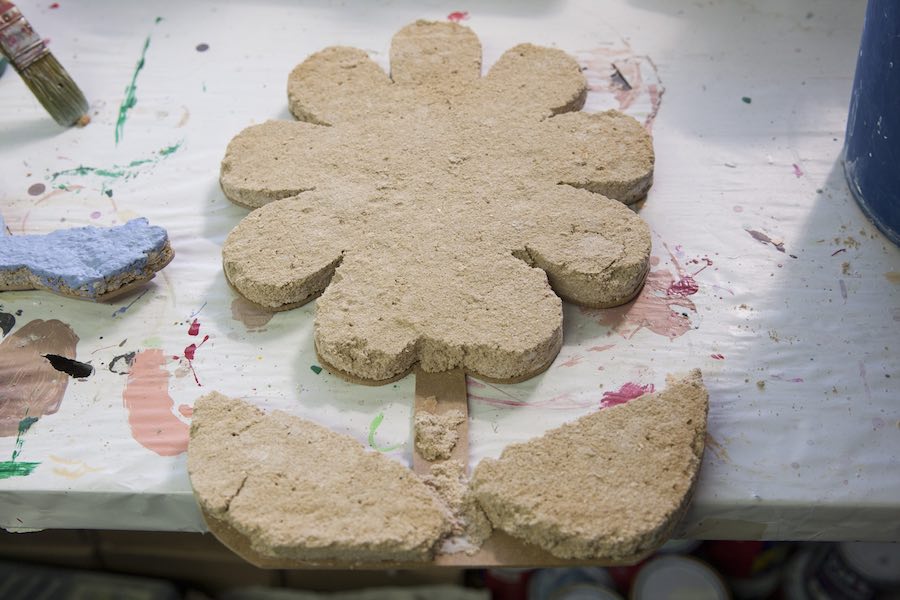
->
(367, 413), (402, 453)
(0, 462), (40, 479)
(741, 96), (752, 104)
(50, 142), (183, 183)
(0, 416), (40, 480)
(310, 365), (322, 374)
(116, 18), (163, 145)
(159, 141), (182, 156)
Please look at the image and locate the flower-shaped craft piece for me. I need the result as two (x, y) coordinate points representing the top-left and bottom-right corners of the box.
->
(221, 21), (654, 383)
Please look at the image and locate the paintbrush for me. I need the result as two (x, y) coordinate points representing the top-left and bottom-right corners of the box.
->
(0, 1), (89, 126)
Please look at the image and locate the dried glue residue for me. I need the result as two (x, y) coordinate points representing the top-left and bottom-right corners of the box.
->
(122, 349), (189, 456)
(0, 319), (78, 436)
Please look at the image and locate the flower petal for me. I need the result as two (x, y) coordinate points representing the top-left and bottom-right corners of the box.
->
(220, 121), (334, 209)
(481, 44), (587, 118)
(535, 110), (655, 205)
(315, 241), (563, 383)
(389, 21), (481, 92)
(288, 46), (393, 126)
(519, 186), (651, 308)
(223, 195), (347, 308)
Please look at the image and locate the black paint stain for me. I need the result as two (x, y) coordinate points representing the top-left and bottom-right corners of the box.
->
(0, 311), (14, 336)
(196, 43), (209, 52)
(109, 351), (136, 375)
(43, 354), (94, 378)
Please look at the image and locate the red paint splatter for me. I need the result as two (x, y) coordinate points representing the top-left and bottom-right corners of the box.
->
(711, 353), (725, 360)
(601, 382), (655, 409)
(49, 2), (60, 9)
(792, 163), (804, 178)
(588, 344), (615, 352)
(188, 319), (200, 336)
(667, 275), (699, 296)
(447, 11), (469, 22)
(180, 334), (209, 385)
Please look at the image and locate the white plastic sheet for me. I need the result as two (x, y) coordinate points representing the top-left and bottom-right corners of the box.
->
(1, 0), (897, 542)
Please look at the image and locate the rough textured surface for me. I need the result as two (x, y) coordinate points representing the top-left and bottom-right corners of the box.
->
(424, 460), (492, 553)
(471, 370), (708, 560)
(415, 408), (465, 461)
(221, 20), (653, 382)
(0, 218), (172, 300)
(188, 392), (450, 563)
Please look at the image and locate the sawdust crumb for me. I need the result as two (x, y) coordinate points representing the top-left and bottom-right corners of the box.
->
(415, 409), (465, 461)
(424, 460), (492, 553)
(841, 261), (851, 276)
(757, 380), (766, 390)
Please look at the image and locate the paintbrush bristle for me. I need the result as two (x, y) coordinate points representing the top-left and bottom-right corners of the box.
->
(16, 52), (89, 126)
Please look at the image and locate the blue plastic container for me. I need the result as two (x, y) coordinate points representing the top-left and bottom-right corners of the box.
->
(844, 0), (900, 246)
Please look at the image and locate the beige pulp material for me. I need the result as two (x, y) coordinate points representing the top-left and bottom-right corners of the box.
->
(423, 460), (492, 553)
(471, 370), (708, 560)
(415, 407), (465, 461)
(187, 392), (450, 563)
(220, 20), (654, 383)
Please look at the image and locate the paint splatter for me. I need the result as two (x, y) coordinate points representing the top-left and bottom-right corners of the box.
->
(195, 43), (209, 52)
(109, 351), (136, 375)
(0, 416), (41, 480)
(745, 229), (786, 253)
(587, 249), (702, 340)
(601, 382), (654, 409)
(558, 354), (583, 368)
(742, 96), (752, 104)
(230, 296), (274, 331)
(711, 353), (725, 360)
(49, 2), (60, 8)
(43, 354), (93, 378)
(667, 275), (699, 296)
(0, 309), (14, 336)
(49, 455), (101, 479)
(116, 20), (161, 144)
(51, 143), (182, 184)
(367, 413), (403, 452)
(179, 335), (210, 385)
(579, 47), (664, 132)
(188, 319), (200, 336)
(90, 211), (101, 219)
(122, 349), (189, 456)
(771, 374), (804, 383)
(112, 289), (149, 318)
(447, 11), (469, 22)
(831, 248), (847, 256)
(588, 344), (615, 352)
(178, 404), (193, 418)
(27, 183), (45, 196)
(885, 271), (900, 284)
(792, 163), (804, 178)
(310, 365), (323, 375)
(0, 320), (77, 436)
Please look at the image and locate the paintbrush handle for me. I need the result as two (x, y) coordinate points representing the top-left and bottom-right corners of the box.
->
(0, 2), (48, 71)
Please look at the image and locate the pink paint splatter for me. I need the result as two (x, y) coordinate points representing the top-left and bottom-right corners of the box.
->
(558, 354), (583, 368)
(587, 243), (709, 339)
(447, 11), (469, 22)
(601, 382), (654, 409)
(49, 2), (60, 9)
(792, 163), (804, 178)
(588, 344), (615, 352)
(188, 319), (200, 336)
(89, 211), (101, 219)
(711, 353), (725, 360)
(178, 404), (194, 418)
(121, 349), (189, 456)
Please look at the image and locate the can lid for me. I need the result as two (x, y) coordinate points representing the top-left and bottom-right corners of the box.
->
(552, 583), (624, 600)
(839, 542), (900, 583)
(631, 555), (730, 600)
